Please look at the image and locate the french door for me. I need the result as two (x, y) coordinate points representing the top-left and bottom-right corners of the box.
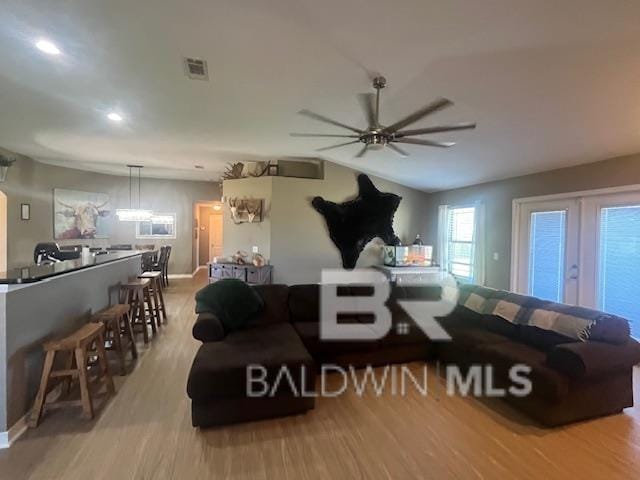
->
(513, 189), (640, 337)
(515, 199), (579, 304)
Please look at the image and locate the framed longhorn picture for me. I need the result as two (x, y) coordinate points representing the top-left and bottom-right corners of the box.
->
(53, 188), (111, 239)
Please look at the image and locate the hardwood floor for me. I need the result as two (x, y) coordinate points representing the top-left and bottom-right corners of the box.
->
(1, 271), (639, 480)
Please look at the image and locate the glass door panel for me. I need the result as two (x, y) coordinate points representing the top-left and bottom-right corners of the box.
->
(515, 199), (579, 304)
(528, 210), (567, 302)
(597, 205), (640, 338)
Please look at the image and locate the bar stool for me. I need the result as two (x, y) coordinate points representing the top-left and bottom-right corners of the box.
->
(138, 271), (167, 324)
(120, 278), (158, 343)
(92, 304), (137, 375)
(30, 322), (115, 427)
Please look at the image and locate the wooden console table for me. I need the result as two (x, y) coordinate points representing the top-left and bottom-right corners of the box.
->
(208, 263), (273, 285)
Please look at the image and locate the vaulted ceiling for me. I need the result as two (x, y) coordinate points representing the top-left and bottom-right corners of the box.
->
(2, 0), (640, 190)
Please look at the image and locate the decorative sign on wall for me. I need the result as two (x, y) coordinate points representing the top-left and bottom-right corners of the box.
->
(228, 198), (263, 224)
(53, 188), (111, 239)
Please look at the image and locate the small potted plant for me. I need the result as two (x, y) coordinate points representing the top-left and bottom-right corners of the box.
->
(0, 153), (16, 183)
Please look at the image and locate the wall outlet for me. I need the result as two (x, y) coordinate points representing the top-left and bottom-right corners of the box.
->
(493, 252), (499, 261)
(252, 246), (259, 254)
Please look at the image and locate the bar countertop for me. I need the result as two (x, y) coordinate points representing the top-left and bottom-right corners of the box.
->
(0, 250), (144, 285)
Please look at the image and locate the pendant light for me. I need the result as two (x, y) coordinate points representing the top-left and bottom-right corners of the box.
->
(116, 165), (152, 221)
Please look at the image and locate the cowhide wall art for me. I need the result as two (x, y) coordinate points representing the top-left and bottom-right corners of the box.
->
(311, 174), (401, 269)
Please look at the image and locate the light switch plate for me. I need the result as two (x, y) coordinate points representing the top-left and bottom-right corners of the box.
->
(252, 246), (259, 253)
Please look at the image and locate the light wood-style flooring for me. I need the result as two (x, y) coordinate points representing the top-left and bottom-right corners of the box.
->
(1, 271), (639, 480)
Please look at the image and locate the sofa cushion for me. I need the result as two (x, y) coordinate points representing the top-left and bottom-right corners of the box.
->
(437, 305), (486, 332)
(288, 284), (320, 323)
(517, 325), (574, 352)
(448, 328), (512, 351)
(292, 322), (379, 356)
(481, 291), (542, 322)
(457, 284), (498, 313)
(482, 314), (520, 340)
(186, 323), (314, 402)
(523, 303), (630, 344)
(251, 284), (290, 325)
(474, 342), (569, 402)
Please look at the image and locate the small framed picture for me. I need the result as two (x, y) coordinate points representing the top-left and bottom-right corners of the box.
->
(20, 203), (30, 221)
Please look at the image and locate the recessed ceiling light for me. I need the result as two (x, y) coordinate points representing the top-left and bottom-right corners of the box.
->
(107, 112), (123, 122)
(35, 39), (61, 55)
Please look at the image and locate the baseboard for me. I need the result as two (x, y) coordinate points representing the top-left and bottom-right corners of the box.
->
(168, 266), (205, 279)
(0, 411), (29, 449)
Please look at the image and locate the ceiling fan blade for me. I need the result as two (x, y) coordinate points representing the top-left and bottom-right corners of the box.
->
(383, 98), (453, 133)
(290, 133), (360, 138)
(298, 109), (364, 134)
(386, 143), (409, 157)
(394, 122), (476, 138)
(315, 140), (361, 152)
(357, 93), (376, 127)
(355, 144), (368, 158)
(395, 138), (456, 148)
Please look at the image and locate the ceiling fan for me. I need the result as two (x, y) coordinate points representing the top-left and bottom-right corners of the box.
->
(291, 76), (476, 158)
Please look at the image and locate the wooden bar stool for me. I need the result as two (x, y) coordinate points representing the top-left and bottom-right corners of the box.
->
(92, 304), (137, 375)
(138, 271), (167, 324)
(120, 278), (158, 343)
(30, 323), (115, 427)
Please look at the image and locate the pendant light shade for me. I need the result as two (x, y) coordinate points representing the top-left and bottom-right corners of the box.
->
(115, 208), (153, 222)
(116, 165), (152, 222)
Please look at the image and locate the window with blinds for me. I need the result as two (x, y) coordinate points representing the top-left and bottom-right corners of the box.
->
(598, 205), (640, 338)
(446, 206), (476, 281)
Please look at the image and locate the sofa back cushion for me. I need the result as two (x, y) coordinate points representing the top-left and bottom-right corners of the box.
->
(457, 284), (631, 346)
(522, 302), (630, 344)
(457, 284), (497, 314)
(288, 284), (321, 323)
(251, 284), (290, 325)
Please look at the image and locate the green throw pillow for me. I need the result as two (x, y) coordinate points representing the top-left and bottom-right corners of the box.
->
(194, 279), (264, 331)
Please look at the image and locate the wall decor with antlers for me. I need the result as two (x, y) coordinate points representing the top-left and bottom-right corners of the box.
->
(228, 197), (264, 224)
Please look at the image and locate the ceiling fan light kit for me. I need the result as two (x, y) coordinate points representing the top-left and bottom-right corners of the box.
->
(291, 76), (476, 157)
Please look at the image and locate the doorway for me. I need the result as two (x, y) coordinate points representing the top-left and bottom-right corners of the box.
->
(512, 186), (640, 337)
(195, 202), (223, 267)
(209, 213), (223, 261)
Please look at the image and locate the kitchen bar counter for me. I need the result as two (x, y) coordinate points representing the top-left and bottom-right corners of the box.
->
(0, 251), (143, 444)
(0, 251), (144, 284)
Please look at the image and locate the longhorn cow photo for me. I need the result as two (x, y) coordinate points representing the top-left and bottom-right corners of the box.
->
(53, 188), (111, 239)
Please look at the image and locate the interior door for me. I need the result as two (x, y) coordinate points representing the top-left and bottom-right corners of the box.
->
(515, 199), (580, 304)
(209, 213), (223, 261)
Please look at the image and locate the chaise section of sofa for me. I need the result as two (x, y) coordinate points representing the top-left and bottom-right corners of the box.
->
(187, 284), (315, 428)
(438, 284), (640, 426)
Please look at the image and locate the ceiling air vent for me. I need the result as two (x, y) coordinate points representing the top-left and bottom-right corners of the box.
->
(183, 57), (209, 81)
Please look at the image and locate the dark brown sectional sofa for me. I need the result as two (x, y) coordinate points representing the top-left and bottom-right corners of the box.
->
(187, 282), (640, 428)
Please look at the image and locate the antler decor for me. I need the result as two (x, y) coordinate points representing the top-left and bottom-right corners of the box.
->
(221, 162), (245, 181)
(227, 197), (263, 224)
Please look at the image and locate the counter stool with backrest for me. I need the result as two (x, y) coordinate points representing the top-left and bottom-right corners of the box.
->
(92, 303), (137, 375)
(30, 322), (115, 427)
(138, 270), (167, 324)
(120, 278), (158, 343)
(152, 246), (170, 288)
